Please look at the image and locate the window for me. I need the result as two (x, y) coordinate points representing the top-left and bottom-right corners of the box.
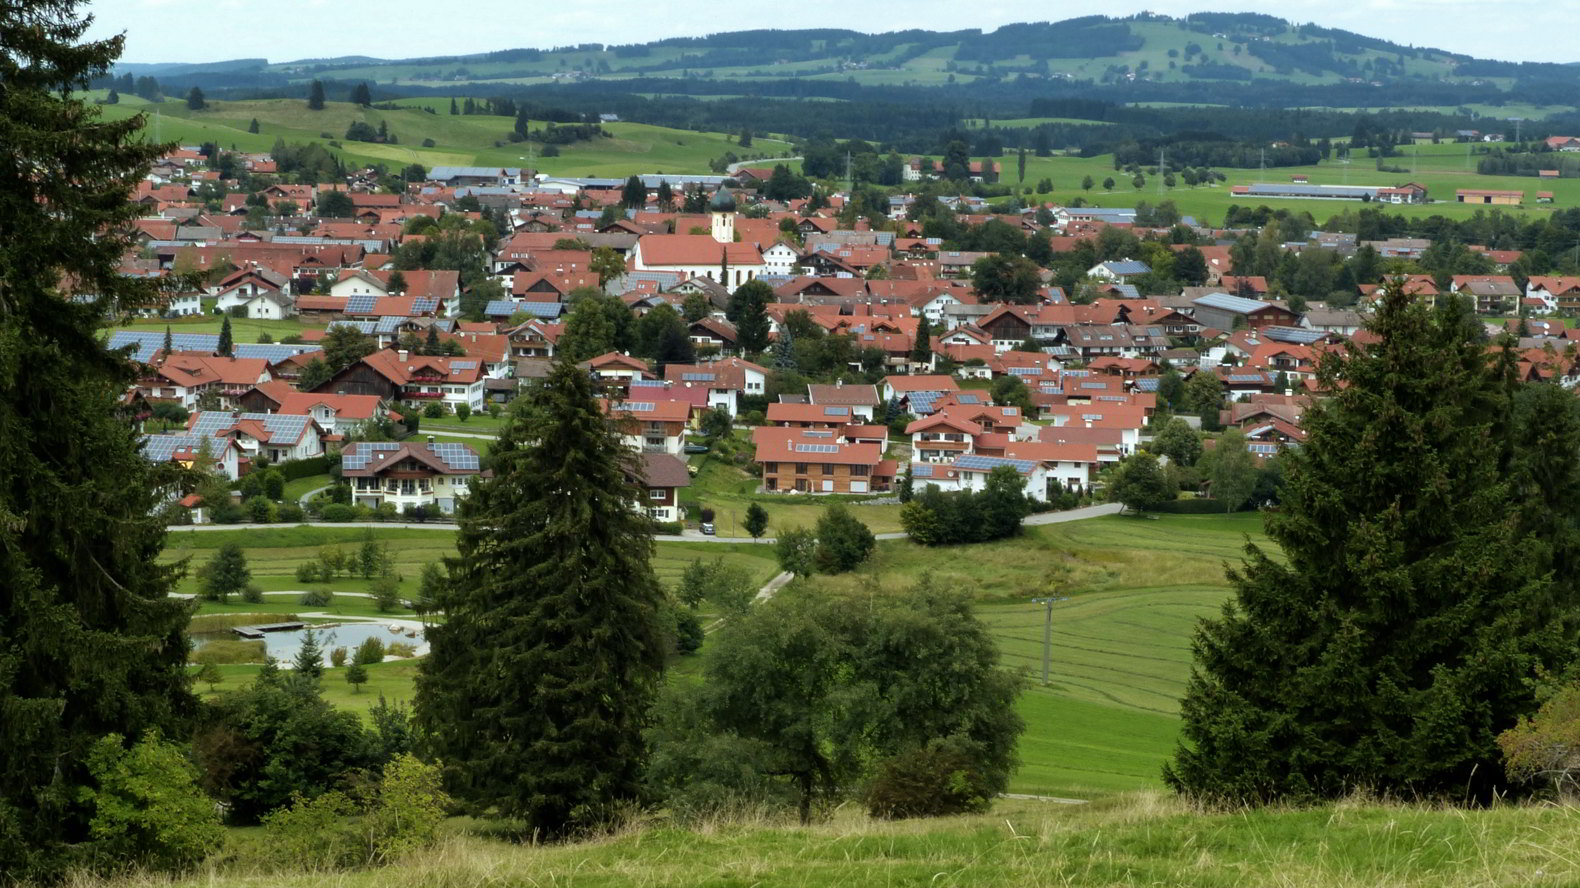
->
(851, 465), (869, 477)
(649, 488), (666, 500)
(821, 463), (834, 474)
(795, 463), (807, 474)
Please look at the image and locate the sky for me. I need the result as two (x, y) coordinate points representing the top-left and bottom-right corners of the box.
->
(86, 0), (1576, 66)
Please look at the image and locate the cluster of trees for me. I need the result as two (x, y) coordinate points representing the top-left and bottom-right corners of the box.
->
(774, 505), (876, 576)
(899, 465), (1033, 545)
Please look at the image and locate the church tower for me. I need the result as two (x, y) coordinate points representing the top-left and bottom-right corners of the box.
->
(709, 184), (736, 244)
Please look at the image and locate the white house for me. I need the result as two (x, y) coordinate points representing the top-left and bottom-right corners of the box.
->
(341, 441), (481, 515)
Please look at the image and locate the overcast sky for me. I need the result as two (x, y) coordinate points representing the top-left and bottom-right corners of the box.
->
(87, 0), (1574, 66)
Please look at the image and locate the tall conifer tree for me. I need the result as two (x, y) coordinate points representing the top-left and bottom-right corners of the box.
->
(0, 2), (196, 878)
(1166, 283), (1580, 803)
(415, 359), (667, 836)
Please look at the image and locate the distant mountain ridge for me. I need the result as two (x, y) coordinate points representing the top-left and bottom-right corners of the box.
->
(116, 13), (1557, 92)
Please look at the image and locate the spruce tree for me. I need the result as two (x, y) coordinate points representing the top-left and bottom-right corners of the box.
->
(307, 79), (325, 110)
(415, 359), (667, 837)
(1166, 284), (1580, 804)
(0, 3), (197, 878)
(161, 324), (173, 357)
(216, 314), (233, 357)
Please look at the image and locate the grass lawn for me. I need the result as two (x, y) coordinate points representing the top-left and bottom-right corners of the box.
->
(113, 315), (317, 342)
(414, 413), (507, 435)
(281, 473), (332, 502)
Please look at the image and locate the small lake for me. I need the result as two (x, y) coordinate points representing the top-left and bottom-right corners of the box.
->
(192, 620), (426, 666)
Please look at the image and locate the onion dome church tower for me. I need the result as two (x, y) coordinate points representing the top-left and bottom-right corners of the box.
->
(709, 184), (736, 244)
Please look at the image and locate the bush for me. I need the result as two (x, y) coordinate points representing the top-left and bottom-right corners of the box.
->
(320, 503), (355, 522)
(262, 755), (449, 869)
(300, 588), (334, 607)
(813, 504), (875, 574)
(242, 583), (264, 604)
(261, 790), (362, 870)
(353, 637), (386, 666)
(245, 496), (276, 523)
(280, 456), (330, 480)
(294, 562), (321, 583)
(330, 647), (348, 668)
(386, 641), (417, 658)
(371, 574), (401, 613)
(276, 503), (305, 523)
(83, 732), (225, 873)
(422, 402), (445, 418)
(865, 743), (996, 820)
(671, 604), (704, 655)
(654, 521), (683, 534)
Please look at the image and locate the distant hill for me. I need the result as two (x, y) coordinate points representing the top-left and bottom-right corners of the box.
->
(115, 13), (1562, 93)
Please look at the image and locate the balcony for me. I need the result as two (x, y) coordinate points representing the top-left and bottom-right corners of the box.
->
(403, 390), (443, 400)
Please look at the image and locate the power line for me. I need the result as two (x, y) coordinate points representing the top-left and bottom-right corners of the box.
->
(1031, 596), (1069, 685)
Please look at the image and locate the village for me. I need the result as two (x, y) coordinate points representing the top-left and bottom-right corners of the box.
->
(117, 145), (1580, 528)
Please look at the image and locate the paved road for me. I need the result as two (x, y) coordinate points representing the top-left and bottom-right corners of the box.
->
(420, 429), (498, 441)
(297, 485), (332, 507)
(172, 502), (1125, 538)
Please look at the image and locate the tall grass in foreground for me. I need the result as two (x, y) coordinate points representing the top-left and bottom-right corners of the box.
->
(65, 792), (1580, 888)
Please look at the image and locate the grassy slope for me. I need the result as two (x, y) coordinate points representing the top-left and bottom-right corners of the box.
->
(101, 98), (790, 176)
(117, 794), (1580, 888)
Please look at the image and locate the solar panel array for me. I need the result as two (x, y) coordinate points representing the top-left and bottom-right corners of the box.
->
(110, 331), (219, 361)
(620, 401), (656, 411)
(956, 393), (982, 404)
(411, 297), (439, 314)
(907, 391), (945, 414)
(1134, 378), (1160, 393)
(803, 430), (834, 438)
(682, 372), (715, 382)
(341, 442), (402, 471)
(427, 442), (481, 470)
(1008, 366), (1042, 376)
(346, 293), (378, 314)
(234, 344), (320, 363)
(794, 443), (839, 454)
(330, 320), (376, 335)
(955, 454), (1036, 474)
(374, 316), (404, 334)
(141, 434), (203, 462)
(450, 360), (477, 370)
(822, 406), (850, 416)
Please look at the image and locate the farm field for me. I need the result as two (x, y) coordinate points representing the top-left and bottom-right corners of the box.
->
(166, 511), (1267, 798)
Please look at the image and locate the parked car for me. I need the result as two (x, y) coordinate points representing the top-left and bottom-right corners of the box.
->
(700, 522), (715, 535)
(682, 443), (710, 454)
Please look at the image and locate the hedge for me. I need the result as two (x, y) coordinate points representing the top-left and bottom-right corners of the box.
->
(280, 455), (331, 480)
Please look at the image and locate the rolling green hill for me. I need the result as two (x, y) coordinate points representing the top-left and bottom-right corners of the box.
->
(96, 96), (791, 176)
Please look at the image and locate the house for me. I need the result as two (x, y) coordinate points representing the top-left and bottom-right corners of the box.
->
(602, 397), (692, 456)
(1449, 275), (1521, 314)
(582, 351), (652, 383)
(186, 410), (325, 465)
(880, 374), (960, 406)
(630, 452), (690, 524)
(806, 382), (881, 422)
(1086, 259), (1151, 282)
(315, 349), (487, 412)
(341, 440), (482, 515)
(905, 413), (982, 463)
(752, 427), (896, 494)
(1190, 293), (1300, 331)
(238, 382), (388, 439)
(630, 234), (766, 289)
(1526, 277), (1580, 313)
(136, 353), (273, 411)
(141, 433), (243, 481)
(662, 357), (769, 415)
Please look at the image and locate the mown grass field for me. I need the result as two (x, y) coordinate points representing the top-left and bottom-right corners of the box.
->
(685, 456), (905, 537)
(97, 792), (1580, 888)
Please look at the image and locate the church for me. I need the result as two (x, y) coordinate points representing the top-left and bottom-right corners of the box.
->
(628, 186), (766, 288)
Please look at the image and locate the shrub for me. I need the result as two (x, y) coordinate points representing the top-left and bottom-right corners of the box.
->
(295, 562), (321, 583)
(300, 588), (334, 607)
(353, 636), (386, 666)
(320, 503), (355, 522)
(82, 732), (225, 873)
(371, 574), (401, 612)
(865, 743), (995, 820)
(329, 647), (348, 668)
(422, 402), (444, 419)
(242, 583), (264, 604)
(813, 505), (875, 574)
(385, 641), (416, 658)
(261, 790), (362, 869)
(671, 604), (704, 655)
(654, 521), (684, 535)
(363, 754), (450, 863)
(276, 503), (305, 523)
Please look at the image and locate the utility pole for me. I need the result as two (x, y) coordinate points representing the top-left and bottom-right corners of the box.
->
(1032, 596), (1069, 685)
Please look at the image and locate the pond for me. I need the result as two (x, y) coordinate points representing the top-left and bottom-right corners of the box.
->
(192, 620), (426, 666)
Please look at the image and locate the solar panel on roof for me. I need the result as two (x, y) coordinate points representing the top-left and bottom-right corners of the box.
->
(411, 298), (439, 313)
(451, 361), (477, 370)
(346, 294), (378, 314)
(803, 430), (834, 438)
(794, 443), (839, 453)
(374, 316), (403, 334)
(620, 401), (656, 411)
(681, 373), (715, 382)
(822, 406), (850, 416)
(955, 455), (1035, 473)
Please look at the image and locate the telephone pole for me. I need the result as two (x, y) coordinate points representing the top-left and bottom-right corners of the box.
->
(1032, 596), (1069, 685)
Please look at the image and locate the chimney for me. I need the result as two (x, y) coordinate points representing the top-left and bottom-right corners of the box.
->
(426, 435), (435, 444)
(398, 349), (409, 361)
